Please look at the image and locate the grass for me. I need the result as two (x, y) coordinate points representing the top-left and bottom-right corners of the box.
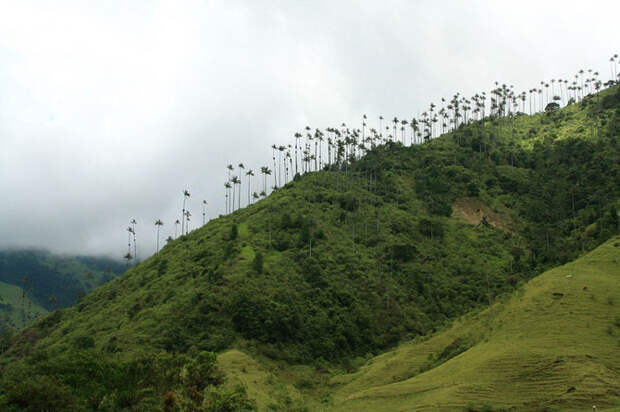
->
(326, 235), (620, 411)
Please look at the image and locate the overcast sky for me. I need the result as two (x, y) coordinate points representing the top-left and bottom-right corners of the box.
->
(0, 0), (618, 258)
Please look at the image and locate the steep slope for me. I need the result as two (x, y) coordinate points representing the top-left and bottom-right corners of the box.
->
(0, 86), (617, 410)
(329, 235), (620, 411)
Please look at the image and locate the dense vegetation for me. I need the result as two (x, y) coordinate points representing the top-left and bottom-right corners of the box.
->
(0, 84), (617, 410)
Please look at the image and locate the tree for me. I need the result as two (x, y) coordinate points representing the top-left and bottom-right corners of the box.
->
(184, 210), (192, 234)
(154, 219), (164, 253)
(238, 163), (245, 209)
(181, 189), (190, 235)
(130, 218), (137, 261)
(174, 219), (180, 238)
(231, 176), (240, 212)
(126, 226), (134, 266)
(202, 200), (208, 225)
(245, 169), (254, 205)
(123, 252), (132, 268)
(224, 182), (232, 214)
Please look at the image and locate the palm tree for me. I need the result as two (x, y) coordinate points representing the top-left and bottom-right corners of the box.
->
(226, 164), (233, 181)
(181, 189), (190, 235)
(224, 182), (232, 213)
(246, 169), (254, 204)
(271, 144), (278, 187)
(238, 163), (245, 208)
(184, 210), (192, 234)
(231, 176), (240, 212)
(154, 219), (163, 253)
(123, 252), (133, 269)
(130, 218), (137, 261)
(202, 200), (207, 225)
(294, 132), (302, 176)
(265, 168), (272, 192)
(126, 226), (133, 261)
(273, 146), (282, 185)
(174, 219), (180, 238)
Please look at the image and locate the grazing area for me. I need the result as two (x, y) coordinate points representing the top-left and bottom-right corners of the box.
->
(329, 235), (620, 411)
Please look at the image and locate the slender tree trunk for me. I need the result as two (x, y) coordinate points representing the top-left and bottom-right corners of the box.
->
(232, 185), (235, 212)
(182, 198), (186, 236)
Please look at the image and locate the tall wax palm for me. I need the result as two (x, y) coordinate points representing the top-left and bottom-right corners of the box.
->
(237, 175), (242, 210)
(226, 164), (233, 181)
(294, 132), (302, 176)
(174, 219), (180, 238)
(316, 131), (324, 169)
(202, 200), (207, 225)
(181, 189), (190, 235)
(260, 167), (267, 193)
(231, 176), (239, 212)
(237, 163), (245, 207)
(184, 210), (191, 234)
(264, 168), (272, 192)
(154, 219), (163, 253)
(271, 144), (278, 187)
(224, 182), (232, 213)
(362, 114), (367, 142)
(278, 146), (286, 186)
(400, 119), (408, 144)
(312, 131), (319, 171)
(285, 151), (292, 182)
(126, 226), (133, 265)
(246, 169), (254, 204)
(130, 218), (137, 261)
(123, 252), (133, 269)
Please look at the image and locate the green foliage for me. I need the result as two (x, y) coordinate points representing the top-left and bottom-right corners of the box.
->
(0, 348), (243, 411)
(252, 251), (264, 274)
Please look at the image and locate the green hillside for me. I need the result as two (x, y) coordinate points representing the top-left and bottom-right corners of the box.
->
(329, 235), (620, 411)
(0, 86), (617, 411)
(0, 249), (125, 314)
(0, 281), (47, 331)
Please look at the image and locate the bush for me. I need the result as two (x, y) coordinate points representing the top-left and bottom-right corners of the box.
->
(252, 252), (264, 274)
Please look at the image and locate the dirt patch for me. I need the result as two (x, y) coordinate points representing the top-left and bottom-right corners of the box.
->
(452, 198), (511, 230)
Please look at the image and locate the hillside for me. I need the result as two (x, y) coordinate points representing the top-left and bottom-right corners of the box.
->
(328, 235), (620, 411)
(0, 86), (617, 410)
(0, 281), (47, 331)
(0, 249), (125, 319)
(214, 237), (620, 411)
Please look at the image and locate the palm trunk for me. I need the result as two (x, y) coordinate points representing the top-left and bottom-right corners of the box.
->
(182, 197), (186, 236)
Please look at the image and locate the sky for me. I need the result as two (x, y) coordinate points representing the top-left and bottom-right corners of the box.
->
(0, 0), (618, 258)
